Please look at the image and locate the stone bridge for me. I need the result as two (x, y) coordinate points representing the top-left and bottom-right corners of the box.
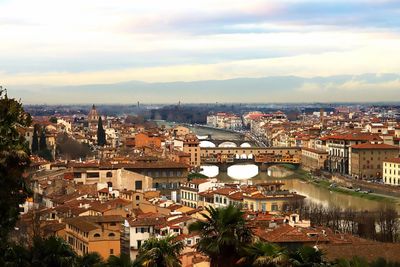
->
(199, 139), (257, 148)
(200, 146), (301, 171)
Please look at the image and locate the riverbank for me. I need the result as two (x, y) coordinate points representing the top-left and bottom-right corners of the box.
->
(289, 168), (399, 204)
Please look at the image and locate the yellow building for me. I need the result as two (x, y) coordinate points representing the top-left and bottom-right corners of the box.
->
(383, 158), (400, 186)
(243, 191), (305, 212)
(64, 215), (123, 260)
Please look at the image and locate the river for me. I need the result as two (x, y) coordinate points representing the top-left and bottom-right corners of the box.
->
(157, 121), (400, 212)
(202, 164), (400, 212)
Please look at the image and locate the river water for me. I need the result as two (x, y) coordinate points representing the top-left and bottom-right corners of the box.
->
(186, 125), (400, 212)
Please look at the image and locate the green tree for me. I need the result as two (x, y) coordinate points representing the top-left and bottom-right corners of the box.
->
(0, 87), (32, 244)
(39, 129), (47, 151)
(238, 241), (289, 267)
(97, 116), (106, 147)
(134, 235), (184, 267)
(49, 117), (58, 124)
(289, 246), (324, 267)
(189, 205), (253, 267)
(106, 254), (132, 267)
(335, 256), (369, 267)
(30, 236), (77, 267)
(77, 252), (104, 267)
(31, 125), (39, 154)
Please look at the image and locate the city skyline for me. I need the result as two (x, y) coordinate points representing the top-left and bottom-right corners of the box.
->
(1, 0), (400, 103)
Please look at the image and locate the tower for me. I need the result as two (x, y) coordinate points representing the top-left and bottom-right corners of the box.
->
(88, 104), (100, 130)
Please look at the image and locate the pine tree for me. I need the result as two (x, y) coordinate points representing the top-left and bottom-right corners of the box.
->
(39, 129), (47, 151)
(0, 87), (32, 243)
(31, 125), (39, 153)
(97, 116), (106, 146)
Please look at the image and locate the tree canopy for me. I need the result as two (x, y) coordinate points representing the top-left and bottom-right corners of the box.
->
(0, 87), (32, 244)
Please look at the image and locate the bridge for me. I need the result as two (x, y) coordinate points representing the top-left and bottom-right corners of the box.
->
(198, 138), (257, 148)
(200, 146), (301, 171)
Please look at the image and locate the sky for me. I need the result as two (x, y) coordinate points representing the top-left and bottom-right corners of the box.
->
(1, 0), (400, 103)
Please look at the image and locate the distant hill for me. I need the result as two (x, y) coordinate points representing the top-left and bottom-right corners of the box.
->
(8, 73), (400, 104)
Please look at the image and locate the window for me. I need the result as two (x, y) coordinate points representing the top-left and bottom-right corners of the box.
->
(110, 222), (116, 226)
(106, 171), (112, 178)
(136, 195), (140, 201)
(94, 233), (100, 237)
(108, 233), (116, 237)
(110, 249), (114, 255)
(87, 172), (100, 178)
(135, 181), (143, 190)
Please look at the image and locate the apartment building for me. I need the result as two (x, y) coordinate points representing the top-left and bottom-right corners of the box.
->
(301, 147), (328, 171)
(350, 143), (399, 180)
(383, 158), (400, 186)
(64, 215), (123, 259)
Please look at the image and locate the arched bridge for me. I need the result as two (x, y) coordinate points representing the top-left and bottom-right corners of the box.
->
(200, 146), (301, 171)
(199, 139), (257, 148)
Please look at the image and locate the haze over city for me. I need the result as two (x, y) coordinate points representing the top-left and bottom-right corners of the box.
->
(1, 0), (400, 103)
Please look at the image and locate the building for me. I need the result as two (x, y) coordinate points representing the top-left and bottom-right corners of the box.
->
(206, 113), (243, 130)
(183, 134), (201, 169)
(350, 143), (399, 180)
(64, 215), (123, 259)
(134, 132), (162, 148)
(383, 158), (400, 186)
(88, 104), (100, 131)
(326, 133), (382, 175)
(301, 148), (328, 171)
(180, 179), (215, 208)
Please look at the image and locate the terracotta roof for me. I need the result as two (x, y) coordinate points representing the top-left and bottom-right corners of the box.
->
(325, 133), (382, 141)
(384, 158), (400, 164)
(254, 224), (330, 243)
(129, 214), (166, 227)
(351, 143), (399, 150)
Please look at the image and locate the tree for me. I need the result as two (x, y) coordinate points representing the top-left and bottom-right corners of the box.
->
(134, 235), (184, 267)
(238, 241), (289, 267)
(56, 133), (92, 160)
(97, 117), (106, 147)
(0, 87), (32, 244)
(189, 205), (253, 267)
(77, 252), (104, 267)
(49, 117), (58, 124)
(39, 129), (47, 151)
(289, 246), (324, 267)
(31, 125), (39, 154)
(106, 254), (132, 267)
(30, 236), (77, 267)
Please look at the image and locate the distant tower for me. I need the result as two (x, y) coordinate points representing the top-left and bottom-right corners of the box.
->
(137, 101), (140, 109)
(88, 104), (100, 130)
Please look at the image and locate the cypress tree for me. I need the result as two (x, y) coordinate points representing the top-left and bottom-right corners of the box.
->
(97, 117), (106, 146)
(31, 125), (39, 153)
(39, 129), (47, 151)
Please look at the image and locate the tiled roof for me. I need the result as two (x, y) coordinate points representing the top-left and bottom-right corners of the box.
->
(384, 158), (400, 164)
(351, 143), (399, 150)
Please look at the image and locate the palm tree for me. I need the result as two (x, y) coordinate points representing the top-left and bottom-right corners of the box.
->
(106, 254), (132, 267)
(238, 241), (289, 267)
(77, 252), (104, 267)
(30, 236), (77, 267)
(188, 205), (252, 267)
(134, 235), (184, 267)
(335, 256), (369, 267)
(289, 246), (324, 267)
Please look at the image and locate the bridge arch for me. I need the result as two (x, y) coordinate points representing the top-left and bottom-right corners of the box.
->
(218, 141), (237, 148)
(240, 142), (251, 148)
(199, 140), (216, 148)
